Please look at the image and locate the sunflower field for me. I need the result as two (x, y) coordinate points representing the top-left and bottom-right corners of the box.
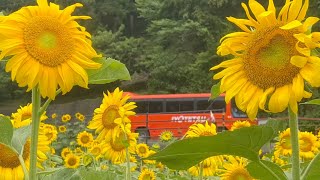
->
(1, 0), (320, 180)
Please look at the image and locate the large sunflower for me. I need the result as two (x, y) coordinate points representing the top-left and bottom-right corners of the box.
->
(11, 103), (47, 128)
(87, 88), (137, 142)
(211, 0), (320, 119)
(102, 131), (138, 164)
(0, 0), (101, 99)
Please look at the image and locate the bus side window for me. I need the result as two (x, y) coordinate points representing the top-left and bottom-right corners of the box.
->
(196, 98), (225, 112)
(135, 101), (148, 114)
(166, 101), (179, 112)
(180, 101), (194, 112)
(149, 101), (163, 113)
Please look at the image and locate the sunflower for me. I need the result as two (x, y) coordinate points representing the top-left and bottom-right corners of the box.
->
(61, 147), (72, 159)
(64, 153), (81, 169)
(230, 120), (251, 131)
(188, 156), (223, 177)
(58, 125), (67, 133)
(211, 0), (320, 119)
(78, 114), (85, 122)
(0, 135), (51, 179)
(0, 0), (101, 99)
(299, 131), (319, 159)
(136, 143), (150, 158)
(87, 88), (137, 142)
(275, 128), (293, 156)
(219, 156), (253, 180)
(77, 131), (94, 148)
(61, 114), (71, 123)
(51, 113), (57, 119)
(159, 130), (173, 142)
(89, 142), (104, 160)
(138, 168), (156, 180)
(102, 131), (138, 164)
(75, 112), (82, 119)
(11, 103), (47, 128)
(185, 121), (217, 138)
(40, 123), (58, 143)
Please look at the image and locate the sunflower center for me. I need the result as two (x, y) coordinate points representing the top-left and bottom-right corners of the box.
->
(81, 135), (90, 144)
(21, 113), (31, 121)
(111, 139), (126, 151)
(67, 157), (77, 166)
(0, 140), (30, 168)
(139, 147), (147, 154)
(102, 105), (120, 129)
(281, 136), (292, 149)
(24, 16), (74, 67)
(243, 26), (300, 89)
(300, 137), (312, 152)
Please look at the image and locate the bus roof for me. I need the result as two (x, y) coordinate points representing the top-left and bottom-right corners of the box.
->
(124, 92), (225, 100)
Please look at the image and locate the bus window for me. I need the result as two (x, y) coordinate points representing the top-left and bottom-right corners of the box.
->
(166, 101), (179, 112)
(180, 101), (194, 112)
(196, 98), (225, 112)
(135, 101), (148, 114)
(231, 99), (247, 118)
(148, 101), (163, 113)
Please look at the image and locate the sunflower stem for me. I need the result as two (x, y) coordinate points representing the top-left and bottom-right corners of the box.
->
(18, 154), (29, 180)
(39, 88), (61, 115)
(199, 162), (203, 180)
(288, 106), (300, 180)
(29, 86), (41, 180)
(124, 134), (131, 180)
(301, 147), (320, 179)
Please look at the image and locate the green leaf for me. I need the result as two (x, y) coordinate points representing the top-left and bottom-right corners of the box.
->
(210, 82), (220, 100)
(0, 116), (13, 146)
(301, 154), (320, 180)
(78, 167), (119, 180)
(247, 160), (287, 180)
(148, 126), (274, 169)
(11, 125), (31, 154)
(265, 119), (287, 139)
(300, 99), (320, 105)
(87, 57), (131, 84)
(40, 168), (80, 180)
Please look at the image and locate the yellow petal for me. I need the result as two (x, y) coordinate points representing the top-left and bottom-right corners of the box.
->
(297, 0), (309, 21)
(269, 86), (290, 113)
(289, 91), (298, 113)
(213, 64), (243, 79)
(210, 58), (242, 70)
(227, 17), (252, 33)
(246, 89), (263, 120)
(259, 87), (275, 111)
(303, 91), (312, 98)
(220, 71), (245, 92)
(290, 55), (308, 68)
(241, 3), (259, 27)
(280, 20), (302, 30)
(301, 17), (319, 32)
(288, 0), (302, 22)
(248, 0), (265, 20)
(292, 74), (304, 102)
(267, 0), (276, 13)
(224, 77), (247, 103)
(278, 1), (292, 22)
(295, 42), (310, 56)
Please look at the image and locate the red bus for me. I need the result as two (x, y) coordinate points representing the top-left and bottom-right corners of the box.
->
(127, 92), (253, 139)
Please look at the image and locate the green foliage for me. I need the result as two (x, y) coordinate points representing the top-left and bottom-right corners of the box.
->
(11, 125), (31, 154)
(210, 82), (221, 100)
(87, 57), (131, 84)
(247, 160), (287, 180)
(149, 126), (274, 170)
(0, 115), (13, 146)
(301, 154), (320, 180)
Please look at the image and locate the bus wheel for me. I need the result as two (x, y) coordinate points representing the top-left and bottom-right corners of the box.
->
(135, 128), (150, 142)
